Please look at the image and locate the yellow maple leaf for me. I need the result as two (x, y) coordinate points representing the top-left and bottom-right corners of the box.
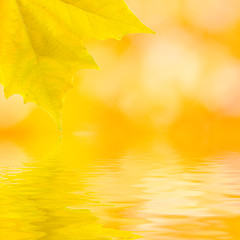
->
(0, 0), (153, 129)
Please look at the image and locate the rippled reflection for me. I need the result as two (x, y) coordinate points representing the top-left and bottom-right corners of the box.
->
(0, 133), (240, 240)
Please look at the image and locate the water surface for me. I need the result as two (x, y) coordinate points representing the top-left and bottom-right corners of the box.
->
(0, 134), (240, 239)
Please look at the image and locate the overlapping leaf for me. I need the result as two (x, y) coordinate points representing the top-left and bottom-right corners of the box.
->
(0, 0), (152, 128)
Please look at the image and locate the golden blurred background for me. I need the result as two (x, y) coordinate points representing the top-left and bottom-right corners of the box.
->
(2, 0), (240, 141)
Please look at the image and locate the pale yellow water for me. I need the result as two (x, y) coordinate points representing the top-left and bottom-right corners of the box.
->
(0, 133), (240, 240)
